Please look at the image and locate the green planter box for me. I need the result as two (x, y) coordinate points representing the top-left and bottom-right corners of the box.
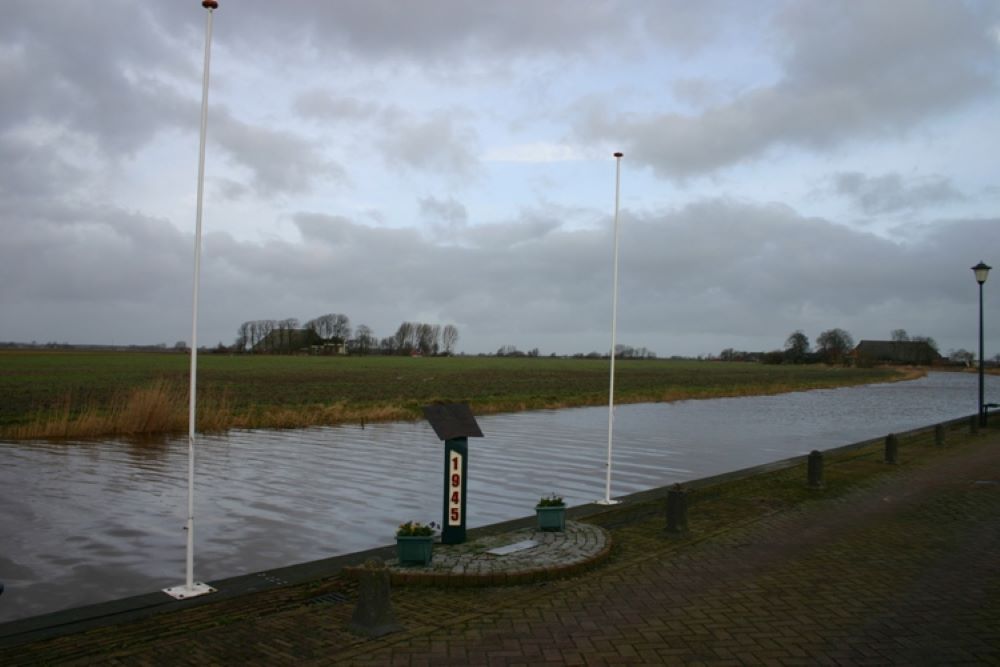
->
(396, 535), (434, 566)
(535, 506), (566, 532)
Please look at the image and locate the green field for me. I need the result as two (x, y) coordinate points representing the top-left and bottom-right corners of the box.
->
(0, 350), (913, 439)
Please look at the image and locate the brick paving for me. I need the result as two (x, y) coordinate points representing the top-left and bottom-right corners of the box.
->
(2, 427), (998, 665)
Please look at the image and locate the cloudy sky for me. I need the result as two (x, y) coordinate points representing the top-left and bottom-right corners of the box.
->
(4, 0), (1000, 357)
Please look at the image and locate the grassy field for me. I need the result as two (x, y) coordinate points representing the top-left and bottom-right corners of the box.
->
(0, 350), (916, 440)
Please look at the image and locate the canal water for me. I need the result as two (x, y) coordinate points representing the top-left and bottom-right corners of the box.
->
(0, 371), (992, 623)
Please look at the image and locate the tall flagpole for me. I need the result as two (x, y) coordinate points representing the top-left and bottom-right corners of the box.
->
(164, 0), (220, 601)
(598, 152), (624, 506)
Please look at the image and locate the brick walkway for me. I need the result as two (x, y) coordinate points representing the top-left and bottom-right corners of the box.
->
(3, 428), (998, 665)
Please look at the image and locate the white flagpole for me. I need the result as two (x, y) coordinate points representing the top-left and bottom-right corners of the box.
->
(598, 152), (624, 506)
(165, 0), (219, 600)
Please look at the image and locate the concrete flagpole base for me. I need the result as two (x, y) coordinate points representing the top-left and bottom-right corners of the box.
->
(163, 582), (216, 600)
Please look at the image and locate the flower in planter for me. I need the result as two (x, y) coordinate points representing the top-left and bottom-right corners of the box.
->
(396, 521), (440, 537)
(535, 493), (566, 532)
(536, 493), (564, 508)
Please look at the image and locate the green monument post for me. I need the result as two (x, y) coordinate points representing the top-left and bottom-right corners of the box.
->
(423, 403), (483, 545)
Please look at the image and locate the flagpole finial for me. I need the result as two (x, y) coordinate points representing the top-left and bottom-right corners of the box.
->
(202, 1), (218, 9)
(613, 152), (623, 158)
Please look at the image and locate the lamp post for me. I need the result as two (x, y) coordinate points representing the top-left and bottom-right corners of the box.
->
(973, 261), (991, 427)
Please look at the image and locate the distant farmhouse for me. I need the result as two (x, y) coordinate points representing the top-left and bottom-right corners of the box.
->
(852, 340), (941, 366)
(251, 328), (350, 354)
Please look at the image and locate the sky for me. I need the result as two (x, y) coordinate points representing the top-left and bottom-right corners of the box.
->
(4, 0), (1000, 358)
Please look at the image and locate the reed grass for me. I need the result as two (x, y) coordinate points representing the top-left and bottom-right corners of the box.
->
(8, 380), (230, 440)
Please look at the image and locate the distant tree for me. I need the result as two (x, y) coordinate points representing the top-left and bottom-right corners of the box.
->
(497, 345), (523, 357)
(249, 319), (276, 352)
(393, 322), (416, 354)
(890, 329), (910, 342)
(417, 323), (440, 355)
(235, 321), (252, 352)
(949, 348), (975, 365)
(174, 340), (188, 351)
(911, 335), (938, 352)
(527, 348), (540, 357)
(784, 331), (810, 364)
(762, 350), (785, 365)
(442, 324), (459, 355)
(331, 314), (351, 344)
(816, 328), (854, 364)
(379, 336), (396, 355)
(304, 313), (350, 343)
(351, 324), (376, 355)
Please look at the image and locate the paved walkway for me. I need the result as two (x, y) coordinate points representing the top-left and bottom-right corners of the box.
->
(2, 426), (998, 665)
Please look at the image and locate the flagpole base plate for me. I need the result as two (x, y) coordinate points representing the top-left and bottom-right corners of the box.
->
(163, 582), (216, 600)
(595, 498), (621, 506)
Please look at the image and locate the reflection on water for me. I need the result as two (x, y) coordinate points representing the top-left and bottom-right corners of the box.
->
(0, 371), (991, 622)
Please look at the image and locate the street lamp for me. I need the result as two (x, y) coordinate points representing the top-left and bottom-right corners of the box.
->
(973, 261), (991, 426)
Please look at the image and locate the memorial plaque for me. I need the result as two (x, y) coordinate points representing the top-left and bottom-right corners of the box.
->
(423, 403), (484, 441)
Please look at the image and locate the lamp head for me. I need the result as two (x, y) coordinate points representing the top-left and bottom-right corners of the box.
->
(972, 261), (992, 285)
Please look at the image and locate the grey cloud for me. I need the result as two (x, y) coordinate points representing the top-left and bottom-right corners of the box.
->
(210, 111), (346, 196)
(0, 132), (87, 200)
(1, 1), (195, 154)
(578, 0), (1000, 179)
(417, 197), (469, 229)
(2, 1), (344, 202)
(294, 90), (479, 178)
(0, 202), (189, 310)
(294, 91), (381, 122)
(202, 1), (637, 66)
(379, 113), (480, 174)
(832, 172), (965, 215)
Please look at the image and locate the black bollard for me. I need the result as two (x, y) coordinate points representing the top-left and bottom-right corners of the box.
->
(934, 423), (945, 447)
(884, 433), (898, 465)
(349, 559), (403, 637)
(665, 484), (688, 535)
(807, 450), (824, 489)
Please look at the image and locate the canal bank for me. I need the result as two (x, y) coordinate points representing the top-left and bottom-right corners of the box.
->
(1, 415), (998, 664)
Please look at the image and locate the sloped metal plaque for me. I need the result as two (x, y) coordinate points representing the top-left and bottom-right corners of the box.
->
(423, 403), (483, 441)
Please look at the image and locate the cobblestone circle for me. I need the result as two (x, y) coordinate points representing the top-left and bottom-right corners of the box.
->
(384, 521), (611, 586)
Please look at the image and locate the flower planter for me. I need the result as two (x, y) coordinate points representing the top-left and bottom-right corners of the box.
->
(396, 535), (434, 566)
(535, 505), (566, 532)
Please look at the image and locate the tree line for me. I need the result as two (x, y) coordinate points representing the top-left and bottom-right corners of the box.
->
(233, 313), (459, 356)
(719, 328), (939, 365)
